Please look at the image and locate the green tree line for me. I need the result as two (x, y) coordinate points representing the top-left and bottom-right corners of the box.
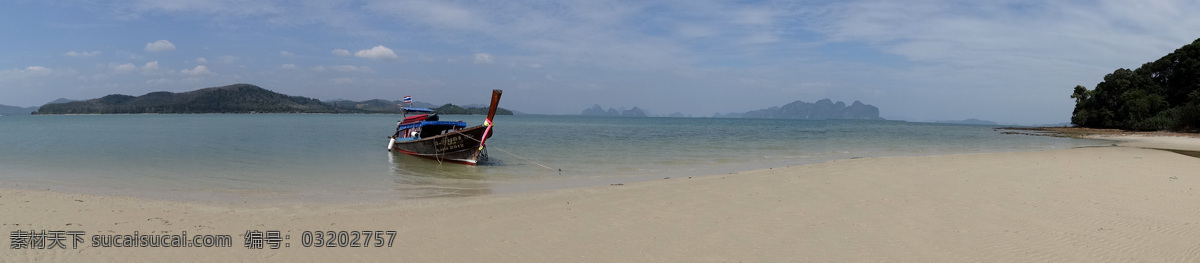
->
(432, 104), (514, 115)
(35, 83), (515, 115)
(35, 84), (343, 114)
(1071, 38), (1200, 131)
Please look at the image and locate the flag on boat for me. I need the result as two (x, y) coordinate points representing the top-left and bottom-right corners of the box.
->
(403, 96), (412, 104)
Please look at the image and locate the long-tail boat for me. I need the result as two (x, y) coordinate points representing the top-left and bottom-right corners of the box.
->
(386, 90), (502, 165)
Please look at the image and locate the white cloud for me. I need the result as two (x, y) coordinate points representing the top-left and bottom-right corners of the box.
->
(331, 49), (351, 56)
(217, 55), (239, 63)
(64, 51), (101, 57)
(473, 53), (494, 64)
(310, 66), (325, 71)
(144, 40), (176, 52)
(354, 45), (398, 59)
(281, 64), (299, 70)
(141, 61), (160, 74)
(196, 57), (208, 64)
(111, 63), (137, 74)
(280, 51), (295, 58)
(180, 65), (214, 76)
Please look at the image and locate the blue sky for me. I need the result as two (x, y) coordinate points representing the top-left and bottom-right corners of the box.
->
(2, 0), (1199, 124)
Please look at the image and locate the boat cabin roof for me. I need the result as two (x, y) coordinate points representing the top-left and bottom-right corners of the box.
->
(396, 121), (467, 131)
(402, 107), (435, 113)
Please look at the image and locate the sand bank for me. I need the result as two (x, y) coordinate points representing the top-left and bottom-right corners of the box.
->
(4, 138), (1200, 261)
(1090, 134), (1200, 152)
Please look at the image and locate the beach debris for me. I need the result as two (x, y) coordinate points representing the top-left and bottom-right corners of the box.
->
(610, 183), (624, 186)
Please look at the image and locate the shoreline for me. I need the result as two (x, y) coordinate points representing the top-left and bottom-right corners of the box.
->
(999, 126), (1200, 139)
(4, 135), (1200, 261)
(1000, 126), (1200, 155)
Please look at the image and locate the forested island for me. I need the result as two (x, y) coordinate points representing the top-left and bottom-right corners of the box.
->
(1070, 38), (1200, 131)
(715, 99), (883, 120)
(33, 84), (513, 115)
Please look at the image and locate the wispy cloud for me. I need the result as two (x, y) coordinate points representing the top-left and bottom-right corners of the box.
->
(64, 50), (101, 57)
(473, 53), (494, 65)
(217, 55), (239, 64)
(113, 0), (281, 19)
(329, 65), (373, 73)
(1, 66), (53, 78)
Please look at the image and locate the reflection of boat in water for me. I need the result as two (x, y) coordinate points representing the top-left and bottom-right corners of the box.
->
(386, 90), (503, 165)
(387, 151), (494, 198)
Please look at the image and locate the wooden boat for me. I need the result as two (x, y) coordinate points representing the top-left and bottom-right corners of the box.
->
(386, 90), (502, 165)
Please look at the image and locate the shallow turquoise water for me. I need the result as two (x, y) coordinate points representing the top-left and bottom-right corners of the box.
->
(0, 114), (1104, 202)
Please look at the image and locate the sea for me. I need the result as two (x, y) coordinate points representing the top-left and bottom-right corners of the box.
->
(0, 114), (1106, 203)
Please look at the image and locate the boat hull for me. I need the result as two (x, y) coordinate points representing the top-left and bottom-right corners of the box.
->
(390, 125), (491, 165)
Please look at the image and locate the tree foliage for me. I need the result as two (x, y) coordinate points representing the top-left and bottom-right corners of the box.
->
(432, 103), (514, 115)
(1071, 38), (1200, 131)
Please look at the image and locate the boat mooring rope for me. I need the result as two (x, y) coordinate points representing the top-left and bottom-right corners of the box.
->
(488, 146), (559, 172)
(462, 134), (560, 173)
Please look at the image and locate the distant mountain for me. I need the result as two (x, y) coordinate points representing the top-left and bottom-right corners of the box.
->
(935, 118), (999, 126)
(46, 98), (76, 104)
(582, 104), (614, 116)
(0, 104), (38, 116)
(35, 84), (344, 114)
(718, 99), (883, 120)
(581, 104), (648, 117)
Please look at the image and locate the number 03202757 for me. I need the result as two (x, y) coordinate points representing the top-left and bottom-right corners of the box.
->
(300, 231), (396, 248)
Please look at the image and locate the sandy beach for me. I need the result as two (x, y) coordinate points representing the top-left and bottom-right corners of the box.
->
(4, 135), (1200, 262)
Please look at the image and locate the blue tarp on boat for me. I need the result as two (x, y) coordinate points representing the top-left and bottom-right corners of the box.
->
(396, 121), (467, 131)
